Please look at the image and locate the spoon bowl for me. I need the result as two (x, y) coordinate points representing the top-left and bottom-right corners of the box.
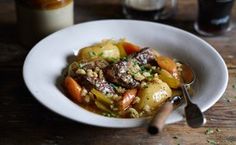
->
(185, 102), (205, 128)
(180, 64), (205, 128)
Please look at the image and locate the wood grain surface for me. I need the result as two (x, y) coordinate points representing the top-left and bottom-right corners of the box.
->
(0, 0), (236, 145)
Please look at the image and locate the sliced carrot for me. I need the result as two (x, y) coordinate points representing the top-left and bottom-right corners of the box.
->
(64, 76), (83, 103)
(119, 89), (137, 111)
(122, 42), (141, 55)
(156, 56), (177, 74)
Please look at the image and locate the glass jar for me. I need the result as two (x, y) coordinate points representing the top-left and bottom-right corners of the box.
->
(15, 0), (74, 47)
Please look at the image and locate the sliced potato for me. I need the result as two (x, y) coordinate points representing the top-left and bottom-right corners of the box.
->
(159, 69), (181, 89)
(77, 40), (120, 62)
(95, 100), (112, 113)
(91, 89), (113, 105)
(116, 40), (127, 57)
(136, 79), (172, 111)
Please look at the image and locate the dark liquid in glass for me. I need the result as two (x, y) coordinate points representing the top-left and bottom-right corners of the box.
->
(123, 5), (164, 20)
(196, 0), (235, 35)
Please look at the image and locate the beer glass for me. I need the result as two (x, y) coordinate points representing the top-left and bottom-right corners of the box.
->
(122, 0), (177, 20)
(195, 0), (235, 36)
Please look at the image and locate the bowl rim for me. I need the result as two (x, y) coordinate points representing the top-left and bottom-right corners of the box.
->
(23, 19), (228, 128)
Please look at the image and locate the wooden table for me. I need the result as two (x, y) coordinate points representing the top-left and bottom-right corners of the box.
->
(0, 0), (236, 145)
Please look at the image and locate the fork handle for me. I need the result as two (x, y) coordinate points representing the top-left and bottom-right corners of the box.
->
(147, 102), (174, 135)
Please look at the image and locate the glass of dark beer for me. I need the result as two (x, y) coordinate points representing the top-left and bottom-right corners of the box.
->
(122, 0), (177, 21)
(195, 0), (235, 36)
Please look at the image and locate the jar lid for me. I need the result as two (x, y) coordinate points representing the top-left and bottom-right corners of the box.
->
(17, 0), (73, 10)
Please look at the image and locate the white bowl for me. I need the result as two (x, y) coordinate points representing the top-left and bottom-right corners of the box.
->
(23, 20), (228, 128)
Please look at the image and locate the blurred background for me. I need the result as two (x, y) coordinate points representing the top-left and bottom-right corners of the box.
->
(1, 0), (236, 46)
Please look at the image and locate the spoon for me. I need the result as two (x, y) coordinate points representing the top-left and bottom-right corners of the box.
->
(147, 63), (205, 135)
(181, 64), (205, 128)
(147, 96), (183, 135)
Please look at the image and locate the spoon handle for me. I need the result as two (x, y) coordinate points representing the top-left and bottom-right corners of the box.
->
(181, 84), (193, 105)
(147, 101), (174, 135)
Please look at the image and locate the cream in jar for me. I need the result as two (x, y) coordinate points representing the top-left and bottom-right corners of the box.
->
(16, 0), (74, 46)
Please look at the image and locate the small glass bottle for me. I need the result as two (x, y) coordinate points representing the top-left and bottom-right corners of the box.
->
(15, 0), (74, 47)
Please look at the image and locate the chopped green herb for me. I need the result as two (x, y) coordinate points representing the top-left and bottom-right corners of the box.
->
(78, 63), (82, 68)
(111, 83), (117, 88)
(102, 112), (117, 117)
(207, 139), (218, 145)
(98, 52), (104, 57)
(146, 76), (153, 81)
(148, 68), (154, 74)
(140, 66), (146, 71)
(131, 72), (138, 77)
(89, 51), (97, 57)
(122, 56), (128, 61)
(133, 61), (138, 66)
(144, 85), (149, 89)
(109, 57), (119, 63)
(205, 128), (214, 135)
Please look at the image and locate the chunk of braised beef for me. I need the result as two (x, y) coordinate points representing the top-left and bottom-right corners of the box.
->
(133, 47), (156, 65)
(76, 59), (115, 94)
(103, 48), (156, 88)
(104, 61), (140, 89)
(77, 75), (115, 94)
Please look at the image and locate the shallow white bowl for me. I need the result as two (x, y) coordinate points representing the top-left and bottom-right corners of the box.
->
(23, 20), (228, 128)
